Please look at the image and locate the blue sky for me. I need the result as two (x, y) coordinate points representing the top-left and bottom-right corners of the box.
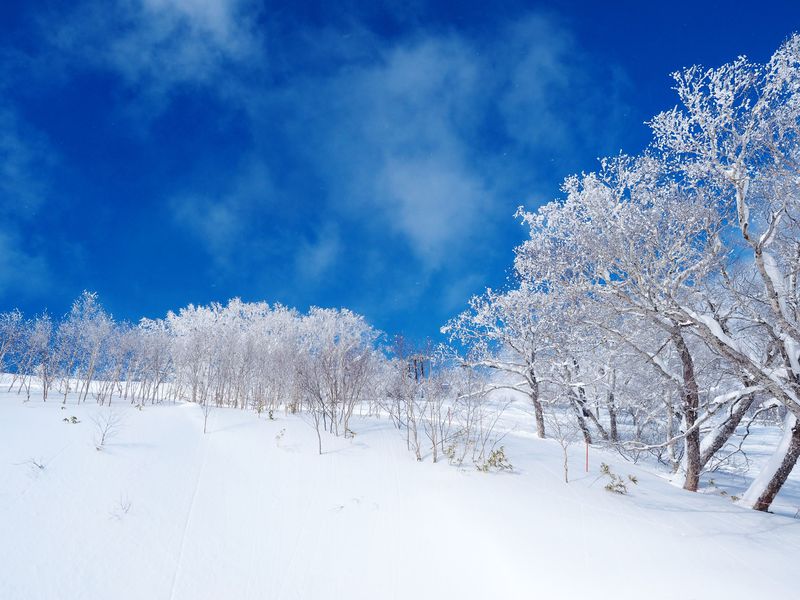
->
(1, 0), (799, 340)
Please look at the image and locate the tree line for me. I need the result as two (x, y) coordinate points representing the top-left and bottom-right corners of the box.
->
(0, 294), (507, 469)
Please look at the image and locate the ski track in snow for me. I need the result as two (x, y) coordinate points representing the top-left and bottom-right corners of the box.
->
(167, 422), (209, 600)
(383, 425), (402, 600)
(274, 465), (316, 600)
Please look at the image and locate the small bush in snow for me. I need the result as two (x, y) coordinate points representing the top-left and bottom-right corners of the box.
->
(477, 446), (513, 473)
(91, 409), (124, 450)
(444, 443), (460, 466)
(600, 463), (637, 495)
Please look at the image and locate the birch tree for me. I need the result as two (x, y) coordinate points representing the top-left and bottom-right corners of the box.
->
(648, 35), (800, 510)
(443, 285), (556, 438)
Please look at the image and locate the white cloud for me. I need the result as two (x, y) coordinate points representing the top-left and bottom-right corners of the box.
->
(0, 106), (53, 219)
(377, 154), (487, 263)
(496, 14), (631, 154)
(0, 231), (49, 296)
(295, 224), (341, 281)
(26, 4), (631, 315)
(280, 34), (491, 267)
(170, 159), (276, 265)
(497, 15), (576, 150)
(353, 37), (488, 265)
(0, 105), (55, 298)
(48, 0), (263, 112)
(277, 16), (629, 271)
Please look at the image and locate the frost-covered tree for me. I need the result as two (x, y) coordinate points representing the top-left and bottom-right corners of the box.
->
(0, 309), (23, 373)
(646, 34), (800, 510)
(443, 285), (557, 439)
(295, 307), (382, 450)
(514, 156), (726, 489)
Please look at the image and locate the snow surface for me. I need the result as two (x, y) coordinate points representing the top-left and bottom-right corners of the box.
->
(1, 390), (799, 600)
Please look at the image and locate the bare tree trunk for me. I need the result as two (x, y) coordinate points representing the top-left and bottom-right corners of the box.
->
(580, 395), (609, 440)
(528, 370), (545, 438)
(571, 359), (609, 441)
(606, 368), (618, 442)
(672, 329), (701, 492)
(741, 414), (800, 512)
(569, 396), (592, 445)
(312, 408), (323, 455)
(80, 353), (98, 402)
(699, 393), (755, 468)
(665, 392), (678, 472)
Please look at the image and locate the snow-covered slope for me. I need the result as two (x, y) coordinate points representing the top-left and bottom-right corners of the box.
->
(1, 392), (798, 600)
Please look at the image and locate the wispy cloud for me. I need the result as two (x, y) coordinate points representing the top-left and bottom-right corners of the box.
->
(0, 105), (55, 297)
(40, 4), (628, 271)
(0, 231), (49, 295)
(3, 2), (632, 327)
(0, 106), (53, 218)
(169, 159), (277, 266)
(274, 15), (630, 272)
(284, 33), (490, 267)
(295, 223), (341, 282)
(46, 0), (264, 114)
(496, 14), (631, 157)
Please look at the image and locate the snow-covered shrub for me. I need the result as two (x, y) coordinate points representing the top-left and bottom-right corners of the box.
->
(600, 463), (637, 495)
(477, 446), (513, 473)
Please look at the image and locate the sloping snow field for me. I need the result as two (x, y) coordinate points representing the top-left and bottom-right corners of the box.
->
(1, 390), (799, 600)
